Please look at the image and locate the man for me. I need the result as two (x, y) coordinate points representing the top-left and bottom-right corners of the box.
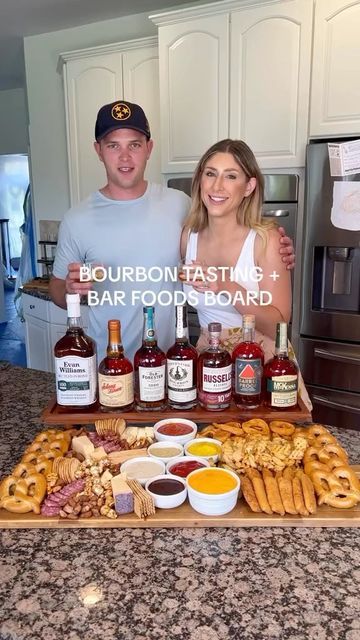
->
(50, 100), (294, 361)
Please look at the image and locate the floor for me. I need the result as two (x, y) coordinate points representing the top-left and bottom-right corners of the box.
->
(0, 282), (27, 366)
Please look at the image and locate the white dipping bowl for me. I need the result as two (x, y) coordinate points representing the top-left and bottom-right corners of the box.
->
(166, 456), (210, 478)
(145, 474), (187, 509)
(186, 467), (240, 516)
(147, 441), (184, 464)
(184, 437), (222, 464)
(120, 456), (165, 486)
(153, 418), (197, 445)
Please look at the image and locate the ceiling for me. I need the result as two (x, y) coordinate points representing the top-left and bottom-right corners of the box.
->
(0, 0), (207, 91)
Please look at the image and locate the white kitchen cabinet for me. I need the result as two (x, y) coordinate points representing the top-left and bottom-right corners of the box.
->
(230, 0), (313, 167)
(156, 13), (229, 173)
(310, 0), (360, 137)
(23, 293), (89, 373)
(60, 37), (160, 204)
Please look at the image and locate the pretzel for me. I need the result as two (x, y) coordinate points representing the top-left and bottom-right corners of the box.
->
(269, 421), (295, 438)
(0, 473), (46, 514)
(322, 443), (348, 464)
(332, 466), (360, 495)
(304, 460), (329, 476)
(21, 450), (62, 465)
(303, 446), (323, 465)
(242, 419), (270, 438)
(319, 489), (359, 509)
(314, 433), (337, 447)
(310, 469), (342, 498)
(12, 462), (37, 478)
(307, 424), (329, 438)
(327, 457), (348, 471)
(24, 439), (68, 455)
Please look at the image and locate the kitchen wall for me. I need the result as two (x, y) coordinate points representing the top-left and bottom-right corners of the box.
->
(0, 88), (28, 155)
(24, 12), (157, 246)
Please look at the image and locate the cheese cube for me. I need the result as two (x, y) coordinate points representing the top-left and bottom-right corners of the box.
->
(111, 474), (134, 515)
(71, 435), (95, 459)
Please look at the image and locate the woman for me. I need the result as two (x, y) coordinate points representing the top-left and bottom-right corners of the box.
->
(180, 138), (311, 409)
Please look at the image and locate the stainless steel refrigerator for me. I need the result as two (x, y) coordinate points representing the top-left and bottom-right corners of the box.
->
(299, 140), (360, 429)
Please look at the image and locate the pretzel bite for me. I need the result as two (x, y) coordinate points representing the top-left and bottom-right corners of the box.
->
(262, 469), (285, 515)
(241, 476), (261, 513)
(269, 421), (295, 438)
(242, 419), (270, 438)
(277, 473), (297, 515)
(292, 476), (309, 516)
(246, 469), (273, 514)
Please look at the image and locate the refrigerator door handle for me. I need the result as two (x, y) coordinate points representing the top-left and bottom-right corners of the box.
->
(314, 348), (360, 365)
(262, 209), (289, 217)
(312, 394), (360, 414)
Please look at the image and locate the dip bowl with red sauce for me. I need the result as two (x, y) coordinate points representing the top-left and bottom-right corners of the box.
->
(154, 418), (197, 445)
(145, 474), (187, 509)
(166, 456), (210, 479)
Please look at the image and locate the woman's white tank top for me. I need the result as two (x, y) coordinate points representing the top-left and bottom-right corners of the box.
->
(183, 229), (260, 329)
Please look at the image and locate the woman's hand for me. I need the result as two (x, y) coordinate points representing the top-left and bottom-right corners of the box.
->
(183, 261), (223, 294)
(278, 227), (295, 270)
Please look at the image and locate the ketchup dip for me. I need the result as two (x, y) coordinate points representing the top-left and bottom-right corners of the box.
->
(157, 422), (194, 436)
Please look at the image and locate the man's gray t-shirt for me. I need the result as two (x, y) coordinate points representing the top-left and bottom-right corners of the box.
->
(53, 183), (191, 361)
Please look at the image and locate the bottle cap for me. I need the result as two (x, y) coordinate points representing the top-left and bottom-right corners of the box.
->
(208, 322), (221, 333)
(66, 293), (81, 317)
(243, 314), (255, 328)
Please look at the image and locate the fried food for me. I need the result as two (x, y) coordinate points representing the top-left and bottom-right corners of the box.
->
(269, 421), (295, 437)
(241, 475), (261, 513)
(292, 475), (309, 516)
(297, 470), (317, 514)
(246, 469), (272, 514)
(277, 474), (297, 515)
(242, 419), (270, 438)
(262, 469), (285, 515)
(221, 433), (307, 474)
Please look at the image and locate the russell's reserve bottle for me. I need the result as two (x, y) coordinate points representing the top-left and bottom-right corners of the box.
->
(54, 293), (97, 409)
(263, 322), (299, 409)
(198, 322), (232, 411)
(134, 306), (166, 411)
(98, 319), (134, 412)
(166, 304), (198, 410)
(232, 314), (264, 409)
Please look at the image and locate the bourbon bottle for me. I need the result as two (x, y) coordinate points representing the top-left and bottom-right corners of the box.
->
(198, 322), (232, 411)
(263, 322), (299, 409)
(134, 307), (166, 411)
(98, 319), (134, 412)
(54, 294), (97, 408)
(166, 305), (198, 410)
(232, 315), (264, 408)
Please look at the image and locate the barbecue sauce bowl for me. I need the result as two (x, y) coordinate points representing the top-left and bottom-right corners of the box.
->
(145, 474), (187, 509)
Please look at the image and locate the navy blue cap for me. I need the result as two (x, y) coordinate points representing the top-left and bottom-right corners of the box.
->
(95, 100), (151, 141)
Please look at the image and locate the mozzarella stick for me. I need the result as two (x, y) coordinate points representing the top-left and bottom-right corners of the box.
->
(292, 476), (309, 516)
(241, 476), (261, 513)
(297, 470), (317, 514)
(247, 469), (273, 515)
(277, 474), (297, 515)
(262, 469), (285, 516)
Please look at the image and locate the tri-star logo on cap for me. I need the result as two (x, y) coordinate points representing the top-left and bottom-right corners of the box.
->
(111, 102), (131, 121)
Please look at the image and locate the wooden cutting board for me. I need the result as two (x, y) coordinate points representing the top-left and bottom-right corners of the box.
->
(1, 467), (359, 529)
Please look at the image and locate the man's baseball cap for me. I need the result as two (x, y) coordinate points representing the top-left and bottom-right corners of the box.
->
(95, 100), (151, 141)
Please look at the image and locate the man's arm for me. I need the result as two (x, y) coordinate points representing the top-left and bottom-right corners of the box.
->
(49, 276), (67, 309)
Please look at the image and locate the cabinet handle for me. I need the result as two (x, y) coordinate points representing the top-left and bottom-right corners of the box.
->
(314, 348), (360, 365)
(30, 304), (35, 309)
(312, 394), (360, 414)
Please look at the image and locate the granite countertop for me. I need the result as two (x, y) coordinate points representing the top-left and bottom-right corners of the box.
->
(0, 361), (359, 640)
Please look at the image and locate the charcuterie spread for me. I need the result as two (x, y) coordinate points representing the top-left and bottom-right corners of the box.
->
(0, 417), (359, 526)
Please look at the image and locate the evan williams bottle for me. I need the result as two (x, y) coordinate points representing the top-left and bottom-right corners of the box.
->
(232, 314), (264, 409)
(198, 322), (232, 410)
(166, 304), (198, 410)
(54, 294), (97, 409)
(98, 319), (134, 412)
(134, 307), (166, 411)
(263, 322), (299, 409)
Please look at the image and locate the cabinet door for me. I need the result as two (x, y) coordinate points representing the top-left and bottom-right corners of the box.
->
(24, 315), (51, 372)
(230, 0), (313, 168)
(158, 14), (229, 173)
(310, 0), (360, 136)
(64, 53), (123, 204)
(122, 45), (161, 184)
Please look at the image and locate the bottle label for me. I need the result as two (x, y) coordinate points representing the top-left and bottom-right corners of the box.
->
(202, 364), (232, 393)
(267, 374), (298, 407)
(98, 372), (134, 407)
(55, 355), (97, 406)
(167, 358), (194, 397)
(139, 365), (166, 401)
(235, 358), (262, 395)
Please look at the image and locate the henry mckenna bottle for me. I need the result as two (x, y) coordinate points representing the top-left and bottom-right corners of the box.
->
(232, 314), (264, 409)
(98, 319), (134, 412)
(166, 304), (198, 410)
(263, 322), (299, 409)
(198, 322), (232, 410)
(134, 306), (166, 411)
(54, 294), (97, 408)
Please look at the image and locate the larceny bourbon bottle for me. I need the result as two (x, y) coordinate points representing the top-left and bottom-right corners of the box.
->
(232, 314), (264, 408)
(54, 294), (97, 408)
(134, 307), (166, 411)
(263, 322), (299, 409)
(198, 322), (232, 410)
(98, 319), (134, 411)
(166, 304), (198, 410)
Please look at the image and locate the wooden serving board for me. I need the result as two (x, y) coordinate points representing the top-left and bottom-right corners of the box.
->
(41, 396), (312, 425)
(1, 467), (359, 529)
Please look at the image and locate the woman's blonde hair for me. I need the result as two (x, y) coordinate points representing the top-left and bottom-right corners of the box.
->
(185, 139), (275, 242)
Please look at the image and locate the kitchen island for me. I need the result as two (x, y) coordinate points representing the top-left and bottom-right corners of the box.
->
(0, 361), (359, 640)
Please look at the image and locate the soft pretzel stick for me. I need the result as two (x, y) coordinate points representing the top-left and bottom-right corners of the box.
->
(277, 473), (297, 515)
(292, 476), (309, 516)
(297, 470), (317, 514)
(246, 469), (273, 514)
(241, 476), (261, 513)
(262, 469), (285, 515)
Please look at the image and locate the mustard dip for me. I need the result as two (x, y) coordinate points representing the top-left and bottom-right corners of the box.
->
(188, 468), (237, 494)
(187, 441), (220, 457)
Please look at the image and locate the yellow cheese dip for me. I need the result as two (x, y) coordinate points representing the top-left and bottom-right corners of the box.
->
(188, 468), (237, 494)
(187, 442), (220, 457)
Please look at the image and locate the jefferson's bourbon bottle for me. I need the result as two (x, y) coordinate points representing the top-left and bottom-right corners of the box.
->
(54, 294), (97, 408)
(232, 315), (264, 408)
(198, 322), (232, 410)
(98, 319), (134, 412)
(166, 305), (198, 410)
(263, 322), (299, 409)
(134, 307), (166, 411)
